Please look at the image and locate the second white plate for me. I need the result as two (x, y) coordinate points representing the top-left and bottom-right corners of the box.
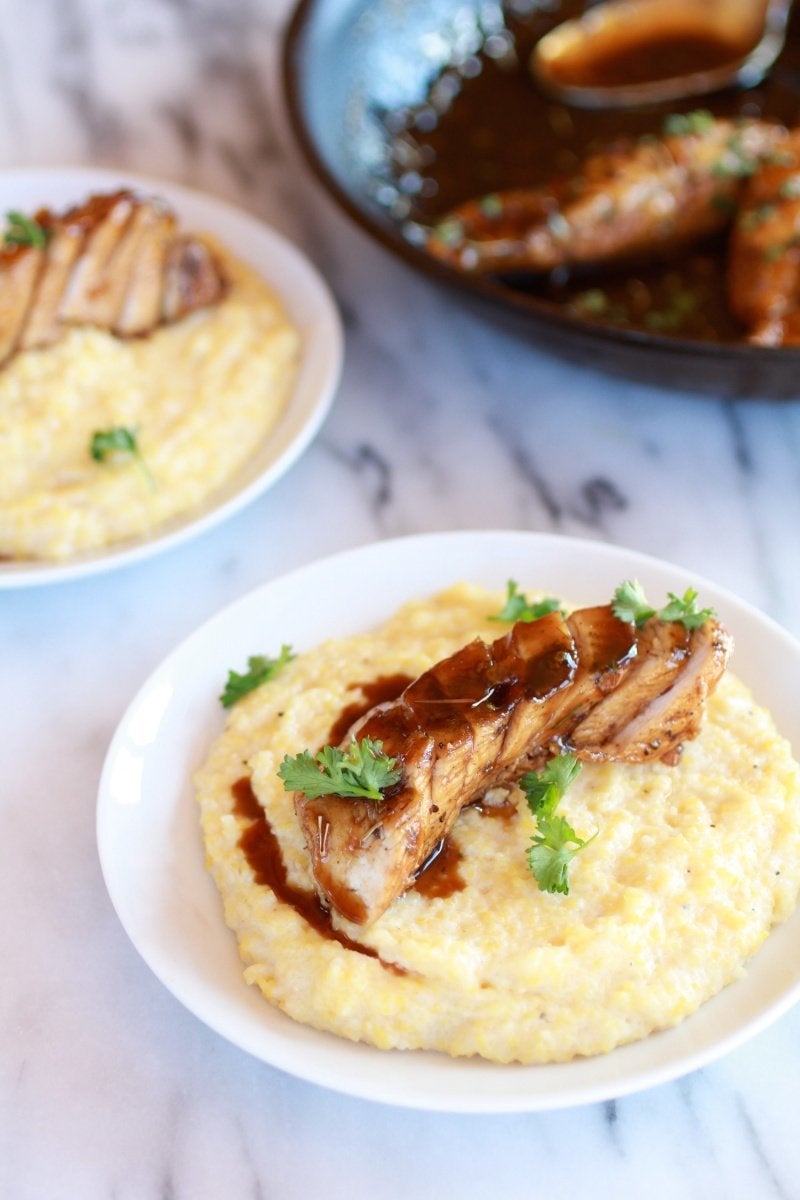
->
(0, 166), (343, 588)
(97, 531), (800, 1111)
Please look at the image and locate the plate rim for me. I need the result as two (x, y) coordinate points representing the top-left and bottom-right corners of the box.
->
(96, 529), (800, 1111)
(0, 164), (344, 588)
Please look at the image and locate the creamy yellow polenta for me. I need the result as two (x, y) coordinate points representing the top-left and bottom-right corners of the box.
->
(194, 585), (800, 1064)
(0, 239), (299, 560)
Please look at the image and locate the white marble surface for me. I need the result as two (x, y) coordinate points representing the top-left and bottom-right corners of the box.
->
(2, 2), (800, 1197)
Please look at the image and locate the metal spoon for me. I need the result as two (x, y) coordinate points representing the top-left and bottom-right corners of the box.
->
(531, 0), (793, 109)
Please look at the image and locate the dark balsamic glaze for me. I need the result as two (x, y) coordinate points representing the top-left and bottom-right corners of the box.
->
(326, 673), (413, 744)
(231, 776), (405, 973)
(410, 792), (518, 901)
(548, 32), (747, 90)
(232, 778), (518, 934)
(412, 836), (465, 900)
(473, 796), (519, 821)
(355, 618), (576, 762)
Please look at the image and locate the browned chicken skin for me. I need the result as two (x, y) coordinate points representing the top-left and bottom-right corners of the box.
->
(426, 118), (785, 276)
(0, 190), (227, 367)
(727, 129), (800, 345)
(294, 605), (732, 926)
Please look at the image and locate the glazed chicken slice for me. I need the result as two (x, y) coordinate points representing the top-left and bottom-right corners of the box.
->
(727, 129), (800, 346)
(16, 217), (84, 351)
(58, 191), (139, 326)
(425, 117), (785, 275)
(115, 207), (177, 335)
(162, 236), (227, 321)
(566, 616), (733, 764)
(544, 604), (641, 744)
(294, 606), (641, 925)
(0, 190), (226, 367)
(0, 243), (44, 364)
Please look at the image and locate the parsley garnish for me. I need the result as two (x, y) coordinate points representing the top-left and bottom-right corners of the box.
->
(612, 579), (655, 625)
(574, 287), (609, 315)
(662, 110), (715, 137)
(658, 588), (716, 629)
(571, 289), (629, 324)
(478, 193), (503, 218)
(433, 217), (465, 248)
(4, 210), (49, 249)
(520, 753), (592, 894)
(643, 286), (698, 332)
(90, 426), (153, 486)
(520, 752), (582, 817)
(741, 204), (777, 231)
(529, 812), (594, 895)
(779, 177), (800, 200)
(278, 737), (401, 801)
(490, 580), (562, 623)
(612, 579), (715, 629)
(219, 646), (295, 708)
(711, 134), (759, 180)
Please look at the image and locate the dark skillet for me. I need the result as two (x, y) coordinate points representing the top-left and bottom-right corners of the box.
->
(283, 0), (800, 397)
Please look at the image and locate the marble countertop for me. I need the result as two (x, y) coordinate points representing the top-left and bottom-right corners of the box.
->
(3, 2), (800, 1197)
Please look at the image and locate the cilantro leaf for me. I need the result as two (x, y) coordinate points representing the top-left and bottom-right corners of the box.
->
(219, 645), (295, 708)
(662, 110), (715, 137)
(611, 579), (656, 626)
(490, 580), (562, 623)
(433, 217), (465, 248)
(278, 737), (401, 802)
(658, 588), (715, 629)
(90, 426), (138, 461)
(90, 426), (153, 487)
(612, 580), (715, 630)
(479, 193), (503, 218)
(520, 753), (592, 894)
(528, 813), (594, 895)
(4, 210), (49, 249)
(520, 752), (581, 818)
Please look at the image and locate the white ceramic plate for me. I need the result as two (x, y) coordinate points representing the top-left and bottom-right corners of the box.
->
(97, 531), (800, 1112)
(0, 166), (343, 588)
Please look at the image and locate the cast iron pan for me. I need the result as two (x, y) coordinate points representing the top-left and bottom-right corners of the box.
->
(283, 0), (800, 397)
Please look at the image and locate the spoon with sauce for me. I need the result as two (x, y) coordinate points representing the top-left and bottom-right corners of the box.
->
(531, 0), (793, 108)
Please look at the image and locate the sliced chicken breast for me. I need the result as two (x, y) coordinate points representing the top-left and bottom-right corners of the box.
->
(0, 189), (227, 368)
(293, 605), (730, 925)
(295, 607), (641, 924)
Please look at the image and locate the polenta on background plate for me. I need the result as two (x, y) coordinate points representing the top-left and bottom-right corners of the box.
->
(0, 239), (298, 561)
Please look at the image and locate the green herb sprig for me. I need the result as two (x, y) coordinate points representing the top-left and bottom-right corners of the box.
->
(520, 753), (593, 895)
(491, 580), (562, 623)
(279, 738), (401, 802)
(90, 426), (153, 488)
(220, 646), (295, 708)
(4, 210), (50, 249)
(662, 110), (715, 137)
(612, 580), (715, 629)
